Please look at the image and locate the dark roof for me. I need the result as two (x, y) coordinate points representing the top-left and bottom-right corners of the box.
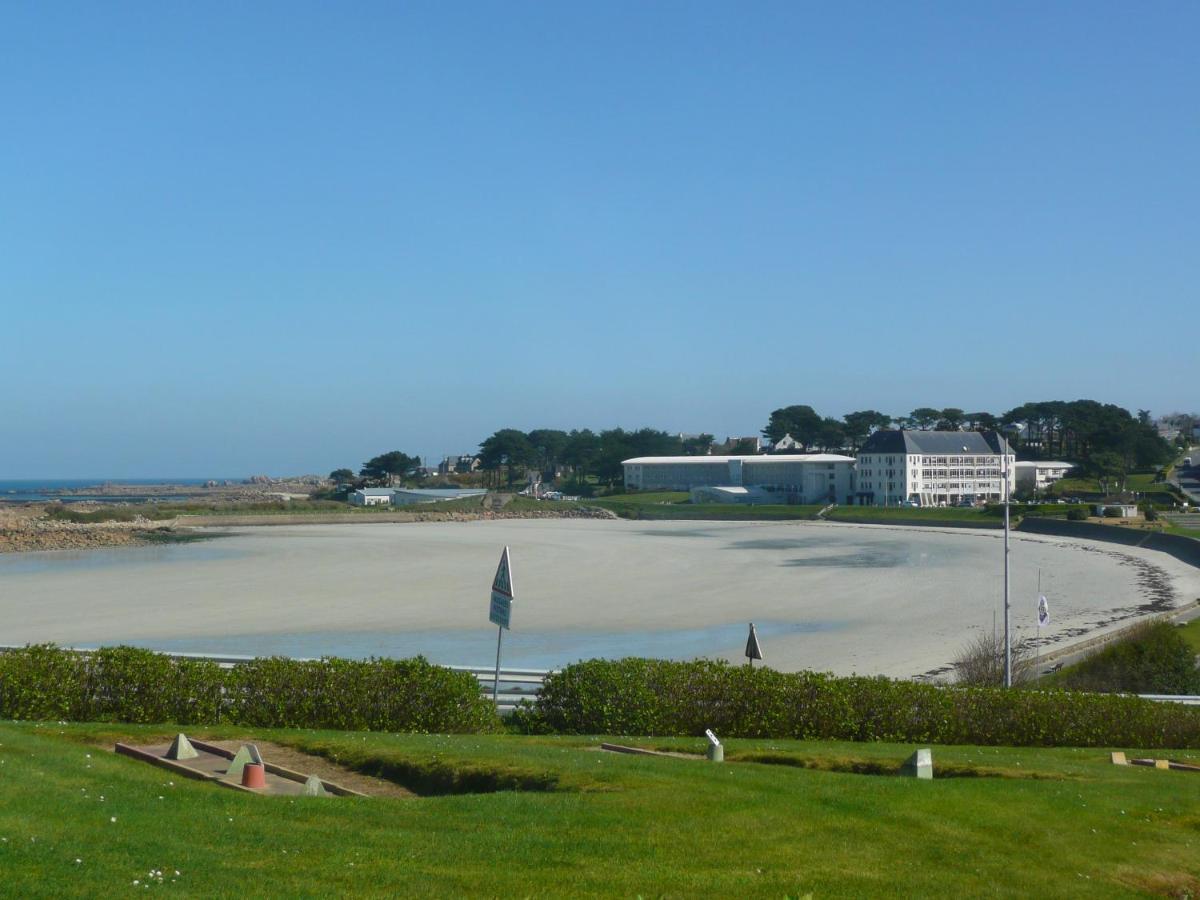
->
(859, 430), (1012, 456)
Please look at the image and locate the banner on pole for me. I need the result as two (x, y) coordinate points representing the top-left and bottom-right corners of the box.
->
(489, 546), (514, 629)
(1037, 594), (1050, 627)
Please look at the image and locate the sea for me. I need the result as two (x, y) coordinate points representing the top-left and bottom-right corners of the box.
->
(0, 478), (235, 504)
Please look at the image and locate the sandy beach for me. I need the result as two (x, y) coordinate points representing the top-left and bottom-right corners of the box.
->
(3, 519), (1197, 677)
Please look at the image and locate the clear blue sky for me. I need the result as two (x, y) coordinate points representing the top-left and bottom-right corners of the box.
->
(2, 2), (1196, 478)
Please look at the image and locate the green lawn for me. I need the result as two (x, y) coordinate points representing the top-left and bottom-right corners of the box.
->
(3, 721), (1199, 897)
(824, 506), (996, 526)
(1179, 619), (1200, 655)
(1047, 471), (1179, 503)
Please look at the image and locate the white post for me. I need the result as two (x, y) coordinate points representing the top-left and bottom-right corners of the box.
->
(493, 625), (503, 707)
(1003, 453), (1012, 688)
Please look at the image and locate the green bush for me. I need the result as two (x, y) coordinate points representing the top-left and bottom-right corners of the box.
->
(1054, 621), (1200, 695)
(1066, 508), (1089, 521)
(0, 645), (498, 733)
(524, 657), (1200, 748)
(1144, 505), (1159, 522)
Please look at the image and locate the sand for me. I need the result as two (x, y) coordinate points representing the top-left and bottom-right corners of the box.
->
(3, 519), (1198, 678)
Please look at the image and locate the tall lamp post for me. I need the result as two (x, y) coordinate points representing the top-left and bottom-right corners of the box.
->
(1003, 449), (1012, 687)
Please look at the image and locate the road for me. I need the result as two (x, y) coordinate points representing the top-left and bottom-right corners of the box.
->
(1168, 446), (1200, 505)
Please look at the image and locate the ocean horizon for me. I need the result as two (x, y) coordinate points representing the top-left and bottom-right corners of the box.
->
(0, 478), (242, 504)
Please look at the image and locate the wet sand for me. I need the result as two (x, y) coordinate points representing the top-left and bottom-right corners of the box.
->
(3, 519), (1198, 677)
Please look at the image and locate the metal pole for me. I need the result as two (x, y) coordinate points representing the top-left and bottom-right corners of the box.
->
(493, 625), (503, 707)
(1036, 569), (1042, 677)
(1003, 453), (1012, 687)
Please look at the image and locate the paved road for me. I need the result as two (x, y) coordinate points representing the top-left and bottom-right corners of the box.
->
(1168, 446), (1200, 505)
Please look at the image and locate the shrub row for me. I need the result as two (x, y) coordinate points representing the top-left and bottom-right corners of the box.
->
(1053, 621), (1200, 695)
(0, 645), (498, 733)
(519, 657), (1200, 748)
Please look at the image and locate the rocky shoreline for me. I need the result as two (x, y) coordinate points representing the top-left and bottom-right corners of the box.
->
(0, 516), (178, 553)
(0, 504), (618, 553)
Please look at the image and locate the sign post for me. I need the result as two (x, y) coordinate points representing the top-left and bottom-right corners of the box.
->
(488, 546), (514, 707)
(1036, 575), (1050, 676)
(745, 622), (763, 668)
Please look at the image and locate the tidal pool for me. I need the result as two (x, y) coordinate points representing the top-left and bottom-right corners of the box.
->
(3, 519), (1196, 677)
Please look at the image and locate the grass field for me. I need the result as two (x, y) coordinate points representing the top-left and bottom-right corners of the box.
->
(1179, 619), (1200, 655)
(3, 721), (1199, 897)
(1048, 472), (1180, 504)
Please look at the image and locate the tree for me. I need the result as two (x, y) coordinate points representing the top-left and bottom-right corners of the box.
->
(1091, 449), (1126, 496)
(328, 468), (355, 485)
(966, 412), (999, 432)
(562, 429), (600, 484)
(815, 418), (846, 451)
(681, 433), (715, 456)
(936, 408), (965, 431)
(360, 451), (417, 486)
(527, 429), (569, 477)
(841, 410), (892, 452)
(718, 437), (759, 455)
(762, 405), (823, 451)
(479, 429), (537, 487)
(909, 408), (941, 430)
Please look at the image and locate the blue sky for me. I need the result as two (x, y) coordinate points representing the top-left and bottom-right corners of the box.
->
(2, 2), (1196, 477)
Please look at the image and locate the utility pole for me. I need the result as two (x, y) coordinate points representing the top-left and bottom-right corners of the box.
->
(1003, 449), (1012, 688)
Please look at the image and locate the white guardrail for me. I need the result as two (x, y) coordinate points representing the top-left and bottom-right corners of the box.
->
(0, 646), (551, 714)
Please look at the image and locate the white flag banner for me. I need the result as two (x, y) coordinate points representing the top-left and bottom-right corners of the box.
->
(1037, 594), (1050, 627)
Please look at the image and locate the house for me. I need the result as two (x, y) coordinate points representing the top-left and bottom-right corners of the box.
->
(348, 488), (394, 507)
(1012, 461), (1075, 495)
(771, 434), (801, 452)
(855, 430), (1015, 507)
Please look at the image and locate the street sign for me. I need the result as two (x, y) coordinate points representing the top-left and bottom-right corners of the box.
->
(745, 622), (763, 664)
(489, 545), (514, 630)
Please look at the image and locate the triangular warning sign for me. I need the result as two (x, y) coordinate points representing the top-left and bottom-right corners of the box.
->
(492, 546), (513, 598)
(745, 622), (763, 662)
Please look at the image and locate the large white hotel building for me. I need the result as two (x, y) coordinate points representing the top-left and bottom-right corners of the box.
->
(853, 430), (1015, 506)
(622, 430), (1016, 507)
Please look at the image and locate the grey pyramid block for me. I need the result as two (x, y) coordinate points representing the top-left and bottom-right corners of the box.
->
(901, 748), (933, 779)
(165, 733), (199, 760)
(303, 775), (330, 797)
(225, 745), (254, 781)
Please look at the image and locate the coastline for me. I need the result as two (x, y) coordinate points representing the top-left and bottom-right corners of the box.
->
(5, 517), (1197, 678)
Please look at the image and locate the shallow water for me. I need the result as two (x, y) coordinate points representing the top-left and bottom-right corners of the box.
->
(114, 619), (843, 670)
(4, 519), (1194, 676)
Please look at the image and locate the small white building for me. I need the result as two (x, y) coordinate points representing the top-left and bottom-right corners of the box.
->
(856, 430), (1015, 507)
(1093, 503), (1139, 518)
(1012, 461), (1075, 495)
(623, 454), (855, 504)
(349, 488), (395, 506)
(391, 488), (487, 505)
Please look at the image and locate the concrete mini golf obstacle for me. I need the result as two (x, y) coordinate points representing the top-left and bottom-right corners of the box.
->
(115, 735), (367, 797)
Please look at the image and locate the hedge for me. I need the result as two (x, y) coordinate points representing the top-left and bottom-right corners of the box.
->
(0, 645), (498, 733)
(519, 658), (1200, 748)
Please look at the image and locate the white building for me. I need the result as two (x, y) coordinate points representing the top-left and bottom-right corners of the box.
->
(391, 488), (487, 505)
(622, 454), (856, 504)
(1012, 461), (1075, 495)
(348, 488), (395, 506)
(855, 431), (1015, 507)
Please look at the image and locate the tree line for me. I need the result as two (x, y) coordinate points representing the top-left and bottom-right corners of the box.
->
(330, 398), (1176, 491)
